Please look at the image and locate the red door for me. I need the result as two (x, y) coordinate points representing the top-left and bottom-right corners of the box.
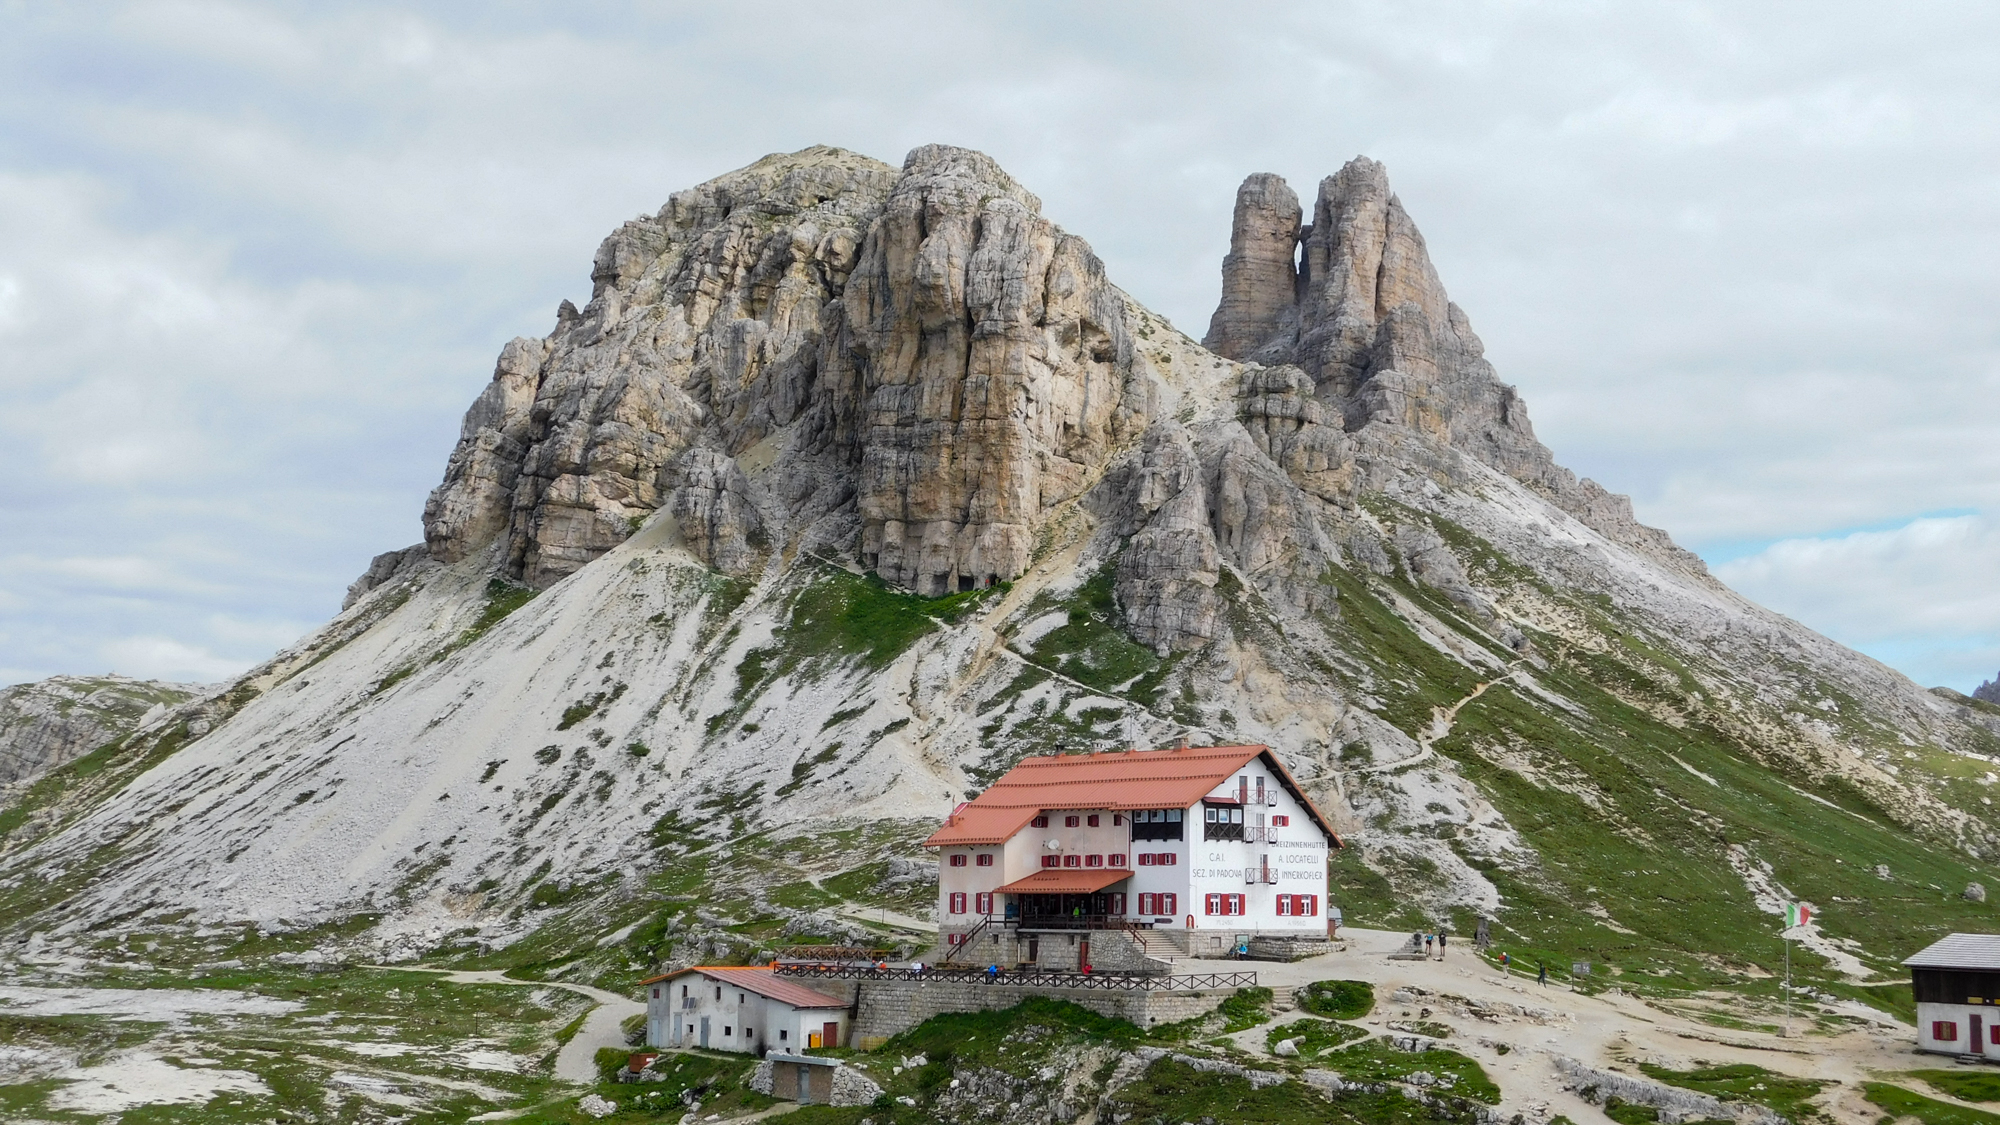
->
(1079, 940), (1089, 970)
(822, 1021), (841, 1050)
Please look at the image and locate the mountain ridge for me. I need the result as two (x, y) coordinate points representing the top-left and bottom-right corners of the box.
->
(2, 143), (1995, 1013)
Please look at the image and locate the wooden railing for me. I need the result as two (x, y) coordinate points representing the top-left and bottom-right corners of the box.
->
(772, 963), (1257, 991)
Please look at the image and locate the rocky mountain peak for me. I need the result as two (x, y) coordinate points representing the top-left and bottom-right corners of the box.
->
(1977, 674), (2000, 704)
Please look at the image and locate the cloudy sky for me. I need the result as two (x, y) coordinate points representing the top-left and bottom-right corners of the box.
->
(1, 1), (1996, 692)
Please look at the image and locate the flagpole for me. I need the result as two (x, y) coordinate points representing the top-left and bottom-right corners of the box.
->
(1783, 930), (1791, 1038)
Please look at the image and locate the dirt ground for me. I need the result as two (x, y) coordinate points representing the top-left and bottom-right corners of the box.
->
(1168, 926), (1978, 1124)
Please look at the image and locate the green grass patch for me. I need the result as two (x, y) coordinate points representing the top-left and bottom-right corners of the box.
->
(1321, 1038), (1501, 1104)
(1915, 1070), (2000, 1103)
(1866, 1083), (2000, 1125)
(1298, 979), (1375, 1020)
(1638, 1061), (1828, 1120)
(1264, 1017), (1368, 1058)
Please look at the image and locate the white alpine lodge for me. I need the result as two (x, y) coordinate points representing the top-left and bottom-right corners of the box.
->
(925, 742), (1342, 962)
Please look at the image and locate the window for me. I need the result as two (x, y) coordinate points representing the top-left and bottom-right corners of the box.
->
(1206, 893), (1220, 916)
(1063, 854), (1081, 868)
(715, 986), (722, 1001)
(1042, 855), (1059, 868)
(1256, 776), (1266, 804)
(780, 1030), (788, 1041)
(1113, 814), (1124, 826)
(745, 1027), (753, 1039)
(1204, 894), (1245, 916)
(1232, 894), (1246, 915)
(949, 892), (967, 914)
(1108, 893), (1126, 914)
(1065, 815), (1081, 827)
(946, 933), (966, 945)
(1087, 814), (1100, 827)
(1132, 809), (1184, 841)
(1138, 893), (1155, 914)
(1277, 896), (1290, 916)
(681, 985), (688, 997)
(724, 1026), (732, 1036)
(950, 854), (968, 867)
(1277, 895), (1319, 916)
(1108, 854), (1127, 867)
(1085, 854), (1103, 868)
(1159, 852), (1176, 866)
(1159, 893), (1176, 915)
(1992, 1024), (1999, 1046)
(1138, 853), (1154, 866)
(1031, 815), (1048, 828)
(652, 988), (660, 999)
(1273, 815), (1289, 827)
(976, 853), (994, 867)
(1936, 1020), (1960, 1042)
(976, 892), (993, 914)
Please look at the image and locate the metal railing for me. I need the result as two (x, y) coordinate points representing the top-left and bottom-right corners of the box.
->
(939, 914), (997, 965)
(1243, 866), (1275, 884)
(773, 962), (1257, 991)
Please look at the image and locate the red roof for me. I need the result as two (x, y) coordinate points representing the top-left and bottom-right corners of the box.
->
(923, 743), (1341, 848)
(994, 868), (1132, 895)
(635, 966), (846, 1009)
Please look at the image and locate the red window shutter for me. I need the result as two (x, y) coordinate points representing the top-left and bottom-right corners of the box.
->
(950, 854), (967, 867)
(1137, 893), (1152, 914)
(1109, 854), (1127, 867)
(950, 893), (967, 914)
(1032, 815), (1048, 828)
(1113, 814), (1124, 825)
(1233, 895), (1246, 916)
(976, 892), (993, 914)
(1066, 815), (1080, 827)
(1162, 894), (1176, 915)
(1166, 854), (1177, 865)
(1276, 896), (1290, 916)
(1085, 854), (1103, 868)
(1042, 855), (1058, 868)
(1063, 855), (1081, 868)
(1087, 814), (1100, 827)
(1309, 895), (1319, 916)
(1137, 853), (1152, 866)
(977, 853), (993, 866)
(1205, 894), (1219, 916)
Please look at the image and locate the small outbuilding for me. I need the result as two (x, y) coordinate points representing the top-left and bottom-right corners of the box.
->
(1906, 933), (2000, 1056)
(640, 966), (849, 1055)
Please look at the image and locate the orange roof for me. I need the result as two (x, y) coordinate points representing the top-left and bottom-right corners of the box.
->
(994, 868), (1132, 895)
(923, 743), (1341, 848)
(635, 966), (846, 1009)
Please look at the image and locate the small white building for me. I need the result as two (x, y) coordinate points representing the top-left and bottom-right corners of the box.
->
(1907, 933), (2000, 1056)
(926, 743), (1342, 961)
(641, 966), (849, 1054)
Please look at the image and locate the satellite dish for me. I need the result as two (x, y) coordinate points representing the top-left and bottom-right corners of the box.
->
(1045, 838), (1061, 850)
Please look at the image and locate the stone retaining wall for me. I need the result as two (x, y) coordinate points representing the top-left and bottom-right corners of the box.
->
(848, 979), (1224, 1041)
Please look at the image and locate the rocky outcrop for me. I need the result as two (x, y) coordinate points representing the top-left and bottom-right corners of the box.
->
(423, 146), (901, 586)
(0, 676), (198, 787)
(342, 544), (430, 609)
(1203, 160), (1708, 578)
(1976, 675), (2000, 705)
(1203, 173), (1302, 360)
(841, 145), (1139, 595)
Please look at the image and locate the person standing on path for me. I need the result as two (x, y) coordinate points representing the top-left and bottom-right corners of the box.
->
(1437, 932), (1447, 960)
(1537, 961), (1548, 987)
(1424, 933), (1433, 957)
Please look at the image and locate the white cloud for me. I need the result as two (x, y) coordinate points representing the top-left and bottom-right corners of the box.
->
(98, 636), (248, 684)
(1714, 515), (2000, 691)
(0, 1), (1996, 697)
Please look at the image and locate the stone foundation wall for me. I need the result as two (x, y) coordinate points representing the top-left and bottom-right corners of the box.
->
(850, 979), (1222, 1041)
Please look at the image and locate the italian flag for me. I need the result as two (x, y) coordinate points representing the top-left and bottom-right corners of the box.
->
(1785, 902), (1812, 928)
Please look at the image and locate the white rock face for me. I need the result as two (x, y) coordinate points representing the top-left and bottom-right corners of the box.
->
(0, 676), (199, 787)
(5, 144), (1999, 966)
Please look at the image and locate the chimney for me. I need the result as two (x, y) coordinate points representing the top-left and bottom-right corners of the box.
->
(1174, 735), (1190, 751)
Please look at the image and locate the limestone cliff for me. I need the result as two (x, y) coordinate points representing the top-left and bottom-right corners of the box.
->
(0, 676), (197, 788)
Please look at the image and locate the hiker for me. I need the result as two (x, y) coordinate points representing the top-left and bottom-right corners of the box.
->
(987, 964), (1000, 980)
(1423, 933), (1434, 956)
(1437, 932), (1447, 959)
(1537, 961), (1548, 987)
